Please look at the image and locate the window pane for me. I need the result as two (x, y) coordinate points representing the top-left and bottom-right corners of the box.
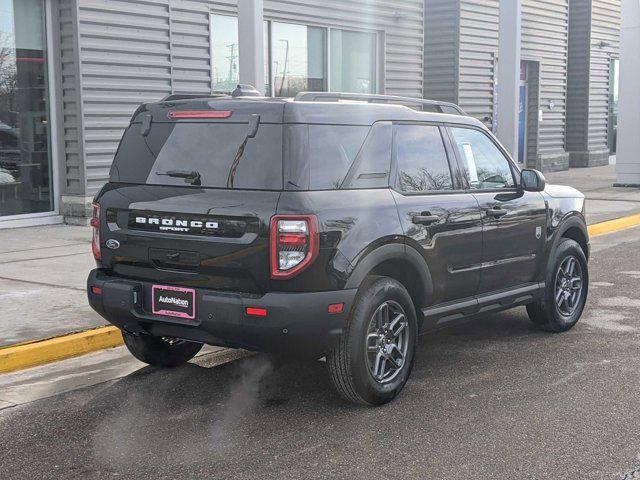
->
(308, 125), (368, 189)
(343, 123), (391, 189)
(272, 22), (326, 97)
(450, 127), (515, 190)
(211, 15), (239, 93)
(330, 29), (376, 93)
(283, 124), (369, 190)
(0, 0), (53, 217)
(111, 123), (283, 190)
(395, 125), (452, 192)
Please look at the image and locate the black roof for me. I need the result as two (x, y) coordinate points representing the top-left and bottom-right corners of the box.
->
(132, 95), (486, 129)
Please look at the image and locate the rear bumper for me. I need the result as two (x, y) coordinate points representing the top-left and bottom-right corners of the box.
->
(87, 269), (356, 357)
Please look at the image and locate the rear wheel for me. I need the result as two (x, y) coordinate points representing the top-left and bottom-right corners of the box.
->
(328, 277), (418, 406)
(527, 238), (588, 332)
(122, 332), (203, 367)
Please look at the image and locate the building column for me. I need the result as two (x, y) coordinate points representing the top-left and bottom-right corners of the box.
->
(496, 0), (522, 161)
(237, 0), (265, 94)
(616, 0), (640, 186)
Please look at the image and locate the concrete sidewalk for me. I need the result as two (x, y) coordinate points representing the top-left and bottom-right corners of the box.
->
(0, 164), (638, 349)
(546, 164), (640, 224)
(0, 225), (105, 347)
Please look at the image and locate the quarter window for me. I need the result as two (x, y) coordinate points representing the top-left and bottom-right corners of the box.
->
(307, 125), (369, 189)
(395, 125), (453, 192)
(450, 127), (516, 190)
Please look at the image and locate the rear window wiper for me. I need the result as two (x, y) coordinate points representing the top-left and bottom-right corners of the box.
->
(155, 169), (201, 186)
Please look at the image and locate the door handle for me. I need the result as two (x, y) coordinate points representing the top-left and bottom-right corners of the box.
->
(486, 207), (508, 218)
(412, 213), (440, 225)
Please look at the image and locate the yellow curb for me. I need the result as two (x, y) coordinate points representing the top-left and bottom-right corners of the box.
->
(588, 213), (640, 238)
(0, 326), (123, 374)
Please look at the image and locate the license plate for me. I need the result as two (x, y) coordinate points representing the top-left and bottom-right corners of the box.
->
(152, 285), (195, 320)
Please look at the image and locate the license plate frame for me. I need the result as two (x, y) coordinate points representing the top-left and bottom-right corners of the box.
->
(151, 285), (196, 320)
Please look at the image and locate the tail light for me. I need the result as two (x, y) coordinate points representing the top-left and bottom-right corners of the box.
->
(90, 203), (101, 261)
(270, 215), (319, 279)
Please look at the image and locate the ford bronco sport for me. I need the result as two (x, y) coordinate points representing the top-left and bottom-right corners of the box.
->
(87, 88), (589, 406)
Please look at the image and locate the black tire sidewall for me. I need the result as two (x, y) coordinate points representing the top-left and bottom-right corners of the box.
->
(543, 239), (589, 329)
(347, 278), (418, 405)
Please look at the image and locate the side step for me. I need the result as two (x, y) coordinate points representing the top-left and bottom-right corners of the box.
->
(422, 283), (545, 325)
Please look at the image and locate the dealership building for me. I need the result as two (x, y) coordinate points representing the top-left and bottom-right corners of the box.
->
(0, 0), (628, 227)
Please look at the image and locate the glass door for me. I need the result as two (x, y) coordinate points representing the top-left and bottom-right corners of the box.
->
(0, 0), (53, 218)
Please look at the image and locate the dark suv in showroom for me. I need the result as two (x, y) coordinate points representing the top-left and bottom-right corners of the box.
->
(87, 88), (589, 406)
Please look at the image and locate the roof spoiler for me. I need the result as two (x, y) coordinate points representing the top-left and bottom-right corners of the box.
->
(160, 93), (228, 102)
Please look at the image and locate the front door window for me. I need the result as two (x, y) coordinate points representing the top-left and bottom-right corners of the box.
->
(450, 127), (516, 190)
(0, 0), (53, 218)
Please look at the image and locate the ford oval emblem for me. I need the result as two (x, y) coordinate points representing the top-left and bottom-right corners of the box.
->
(105, 239), (120, 250)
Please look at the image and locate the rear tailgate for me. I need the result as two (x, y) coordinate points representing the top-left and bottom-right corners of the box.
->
(98, 185), (279, 294)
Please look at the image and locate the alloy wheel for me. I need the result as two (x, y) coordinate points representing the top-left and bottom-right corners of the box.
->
(554, 255), (583, 317)
(365, 300), (410, 383)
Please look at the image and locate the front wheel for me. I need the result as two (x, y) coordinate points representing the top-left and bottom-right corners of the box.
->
(123, 332), (203, 367)
(328, 277), (418, 406)
(527, 238), (588, 332)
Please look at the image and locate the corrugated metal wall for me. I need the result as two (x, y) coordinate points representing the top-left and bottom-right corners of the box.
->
(588, 0), (620, 151)
(566, 0), (591, 152)
(457, 0), (498, 122)
(423, 0), (459, 104)
(56, 0), (85, 194)
(522, 0), (570, 166)
(64, 0), (425, 195)
(423, 0), (498, 124)
(424, 0), (571, 165)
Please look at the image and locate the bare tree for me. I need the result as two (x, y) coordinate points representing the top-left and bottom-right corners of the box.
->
(0, 31), (17, 102)
(398, 168), (452, 192)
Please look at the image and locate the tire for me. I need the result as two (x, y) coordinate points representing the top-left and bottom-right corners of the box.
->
(122, 332), (203, 367)
(328, 277), (418, 406)
(527, 238), (589, 332)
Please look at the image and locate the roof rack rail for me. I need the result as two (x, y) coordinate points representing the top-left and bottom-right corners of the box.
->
(161, 93), (228, 102)
(293, 92), (466, 115)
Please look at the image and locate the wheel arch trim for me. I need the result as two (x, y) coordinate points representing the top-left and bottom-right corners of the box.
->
(344, 243), (434, 309)
(553, 215), (590, 261)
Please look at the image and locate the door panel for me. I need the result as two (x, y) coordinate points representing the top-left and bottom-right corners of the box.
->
(446, 125), (548, 294)
(392, 191), (483, 305)
(391, 123), (483, 305)
(473, 191), (547, 293)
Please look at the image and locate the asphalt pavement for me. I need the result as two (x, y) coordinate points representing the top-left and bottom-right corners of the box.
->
(1, 226), (640, 480)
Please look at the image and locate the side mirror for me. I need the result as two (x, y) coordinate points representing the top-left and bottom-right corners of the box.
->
(521, 168), (546, 192)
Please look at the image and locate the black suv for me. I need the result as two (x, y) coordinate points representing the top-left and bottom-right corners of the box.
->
(87, 89), (589, 406)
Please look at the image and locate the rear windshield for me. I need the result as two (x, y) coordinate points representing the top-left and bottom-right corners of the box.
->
(110, 122), (283, 190)
(110, 120), (390, 191)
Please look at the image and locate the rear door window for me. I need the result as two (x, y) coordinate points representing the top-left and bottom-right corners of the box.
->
(110, 122), (283, 190)
(394, 124), (454, 192)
